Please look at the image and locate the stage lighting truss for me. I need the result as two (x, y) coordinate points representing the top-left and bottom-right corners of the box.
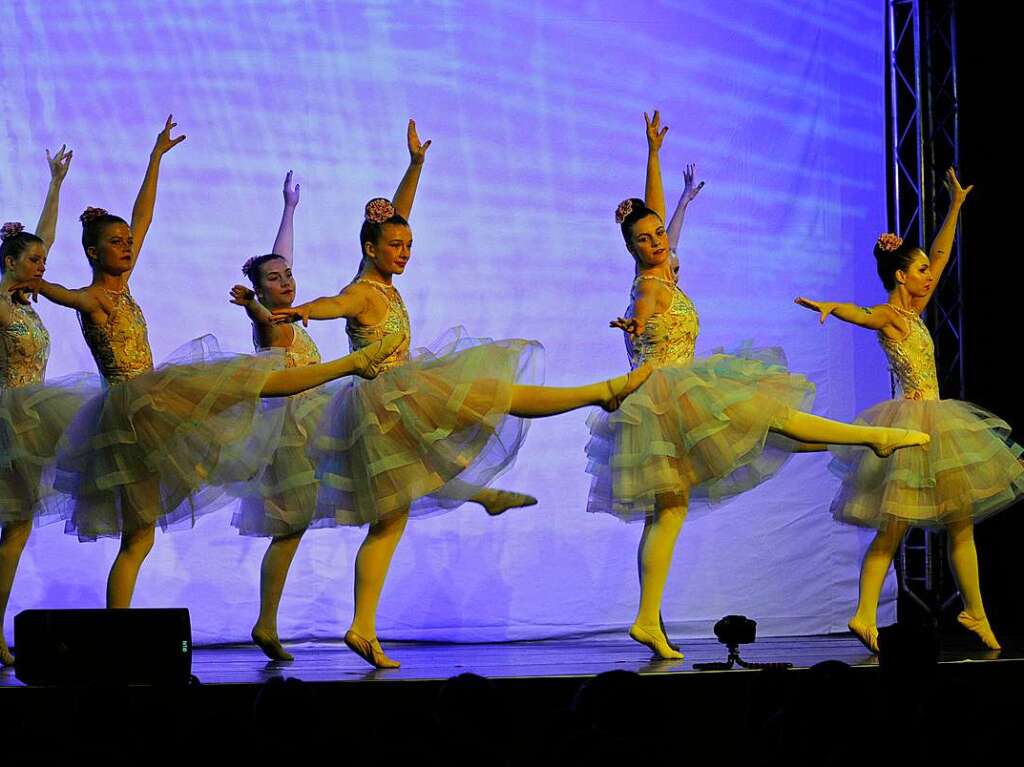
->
(887, 0), (963, 620)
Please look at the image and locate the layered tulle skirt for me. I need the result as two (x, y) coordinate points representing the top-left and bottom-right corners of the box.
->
(0, 373), (99, 525)
(312, 327), (542, 526)
(829, 398), (1024, 529)
(55, 336), (282, 540)
(585, 346), (815, 522)
(228, 381), (338, 538)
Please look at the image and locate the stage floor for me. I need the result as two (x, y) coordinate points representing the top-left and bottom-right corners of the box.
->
(3, 632), (1014, 687)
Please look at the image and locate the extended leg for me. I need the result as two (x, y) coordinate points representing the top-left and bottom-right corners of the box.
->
(508, 365), (651, 418)
(775, 411), (929, 457)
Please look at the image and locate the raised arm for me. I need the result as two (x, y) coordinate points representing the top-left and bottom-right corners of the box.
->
(271, 285), (367, 327)
(130, 115), (186, 260)
(667, 163), (704, 253)
(34, 145), (73, 253)
(643, 110), (668, 222)
(914, 167), (973, 313)
(271, 171), (300, 264)
(794, 297), (903, 334)
(392, 119), (431, 219)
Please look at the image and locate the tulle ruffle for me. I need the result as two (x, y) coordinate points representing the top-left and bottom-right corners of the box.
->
(585, 345), (815, 522)
(829, 398), (1024, 529)
(312, 327), (543, 526)
(0, 373), (99, 525)
(55, 336), (282, 540)
(228, 381), (339, 537)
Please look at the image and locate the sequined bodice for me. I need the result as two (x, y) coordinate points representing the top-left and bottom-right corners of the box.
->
(879, 306), (940, 401)
(345, 279), (410, 373)
(256, 322), (322, 368)
(81, 289), (154, 383)
(0, 302), (50, 387)
(624, 275), (700, 369)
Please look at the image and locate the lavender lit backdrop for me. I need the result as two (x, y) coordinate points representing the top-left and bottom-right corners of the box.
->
(1, 0), (894, 645)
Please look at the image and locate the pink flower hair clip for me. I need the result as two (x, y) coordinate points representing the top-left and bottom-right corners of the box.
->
(80, 206), (109, 225)
(876, 233), (903, 253)
(614, 199), (635, 224)
(0, 222), (25, 241)
(365, 198), (396, 224)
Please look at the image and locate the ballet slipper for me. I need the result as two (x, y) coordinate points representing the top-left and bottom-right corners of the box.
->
(475, 489), (538, 517)
(353, 332), (406, 380)
(251, 627), (294, 662)
(602, 363), (653, 413)
(847, 618), (879, 654)
(344, 629), (401, 669)
(871, 429), (931, 458)
(629, 623), (685, 660)
(958, 611), (1002, 650)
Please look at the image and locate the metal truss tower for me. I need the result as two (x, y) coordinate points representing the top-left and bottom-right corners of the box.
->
(885, 0), (963, 620)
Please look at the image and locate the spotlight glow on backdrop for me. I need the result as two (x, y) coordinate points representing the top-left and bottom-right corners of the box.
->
(1, 0), (894, 644)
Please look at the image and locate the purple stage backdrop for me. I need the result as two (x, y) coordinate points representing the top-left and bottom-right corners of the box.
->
(1, 0), (895, 644)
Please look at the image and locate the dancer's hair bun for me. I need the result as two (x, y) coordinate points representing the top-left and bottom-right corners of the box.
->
(614, 198), (635, 224)
(364, 198), (396, 224)
(80, 206), (110, 225)
(0, 222), (25, 240)
(875, 233), (903, 254)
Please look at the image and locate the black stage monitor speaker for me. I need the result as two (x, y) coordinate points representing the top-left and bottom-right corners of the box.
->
(13, 608), (192, 686)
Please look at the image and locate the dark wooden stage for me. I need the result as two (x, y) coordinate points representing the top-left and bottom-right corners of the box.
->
(2, 632), (1019, 763)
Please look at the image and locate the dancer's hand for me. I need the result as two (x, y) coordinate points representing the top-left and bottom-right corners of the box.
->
(6, 278), (40, 304)
(271, 305), (310, 326)
(283, 170), (300, 208)
(681, 163), (704, 204)
(152, 114), (186, 158)
(645, 110), (668, 152)
(611, 316), (646, 336)
(794, 297), (836, 323)
(46, 144), (73, 185)
(408, 119), (432, 166)
(230, 284), (257, 307)
(944, 167), (973, 204)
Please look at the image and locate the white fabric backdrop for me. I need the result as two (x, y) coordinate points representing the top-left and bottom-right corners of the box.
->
(1, 0), (896, 644)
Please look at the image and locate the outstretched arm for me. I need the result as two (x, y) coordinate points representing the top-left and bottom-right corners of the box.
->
(610, 280), (662, 337)
(271, 285), (367, 327)
(794, 297), (901, 332)
(32, 280), (111, 324)
(130, 115), (186, 261)
(643, 110), (668, 222)
(667, 163), (704, 253)
(34, 145), (73, 253)
(392, 119), (431, 219)
(271, 171), (300, 264)
(915, 167), (973, 313)
(230, 284), (274, 326)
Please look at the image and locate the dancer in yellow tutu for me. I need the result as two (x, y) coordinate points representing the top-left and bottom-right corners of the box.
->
(27, 117), (402, 610)
(796, 168), (1020, 652)
(587, 111), (931, 660)
(0, 146), (98, 666)
(271, 124), (650, 669)
(230, 125), (538, 660)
